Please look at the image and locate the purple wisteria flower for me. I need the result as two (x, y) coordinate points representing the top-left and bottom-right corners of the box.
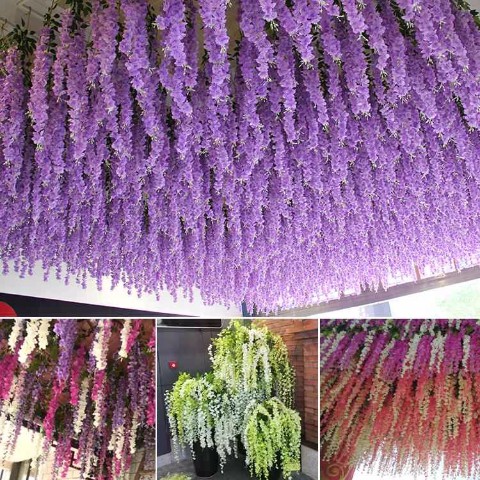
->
(1, 0), (480, 313)
(1, 48), (26, 197)
(54, 320), (77, 383)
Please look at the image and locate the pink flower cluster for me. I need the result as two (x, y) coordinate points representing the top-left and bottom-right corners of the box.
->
(321, 319), (480, 479)
(0, 319), (155, 480)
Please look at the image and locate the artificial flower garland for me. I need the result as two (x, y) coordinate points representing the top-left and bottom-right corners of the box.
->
(209, 320), (295, 408)
(320, 319), (480, 479)
(1, 1), (480, 313)
(0, 319), (155, 480)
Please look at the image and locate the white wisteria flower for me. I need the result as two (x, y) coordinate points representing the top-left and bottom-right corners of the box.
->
(18, 321), (40, 364)
(92, 322), (108, 370)
(119, 321), (131, 358)
(129, 411), (140, 454)
(402, 333), (421, 376)
(462, 334), (470, 371)
(37, 319), (51, 350)
(113, 424), (125, 460)
(356, 331), (375, 373)
(93, 395), (103, 429)
(429, 332), (446, 372)
(320, 331), (346, 369)
(74, 378), (89, 435)
(8, 319), (25, 351)
(402, 320), (411, 338)
(420, 321), (429, 334)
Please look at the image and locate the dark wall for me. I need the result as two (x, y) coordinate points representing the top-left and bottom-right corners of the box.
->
(157, 326), (221, 457)
(0, 293), (183, 317)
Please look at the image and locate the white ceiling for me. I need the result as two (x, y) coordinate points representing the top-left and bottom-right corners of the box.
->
(2, 0), (480, 37)
(0, 261), (240, 316)
(0, 0), (52, 35)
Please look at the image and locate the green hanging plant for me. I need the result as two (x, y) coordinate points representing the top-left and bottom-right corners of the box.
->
(166, 371), (238, 471)
(244, 397), (301, 480)
(268, 332), (295, 409)
(209, 320), (295, 407)
(207, 321), (297, 472)
(165, 372), (219, 457)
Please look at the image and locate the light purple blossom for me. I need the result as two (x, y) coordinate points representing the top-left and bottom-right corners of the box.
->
(1, 48), (26, 196)
(53, 319), (77, 384)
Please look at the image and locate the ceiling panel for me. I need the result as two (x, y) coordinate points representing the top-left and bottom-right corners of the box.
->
(1, 0), (53, 35)
(470, 0), (480, 10)
(1, 0), (480, 38)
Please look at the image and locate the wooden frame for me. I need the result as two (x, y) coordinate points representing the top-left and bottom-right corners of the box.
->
(273, 266), (480, 317)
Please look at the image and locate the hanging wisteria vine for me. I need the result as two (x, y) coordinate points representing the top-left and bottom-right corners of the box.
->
(0, 319), (155, 480)
(1, 1), (480, 312)
(320, 319), (480, 479)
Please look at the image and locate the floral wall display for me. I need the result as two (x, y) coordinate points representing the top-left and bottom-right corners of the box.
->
(320, 319), (480, 479)
(165, 320), (301, 480)
(1, 1), (480, 313)
(0, 319), (156, 480)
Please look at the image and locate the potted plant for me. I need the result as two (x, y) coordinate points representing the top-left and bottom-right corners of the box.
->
(165, 372), (220, 477)
(244, 397), (301, 480)
(207, 321), (299, 475)
(165, 322), (302, 478)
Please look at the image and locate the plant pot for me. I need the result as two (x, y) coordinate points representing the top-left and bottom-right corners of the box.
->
(236, 435), (247, 456)
(192, 441), (219, 478)
(267, 461), (282, 480)
(248, 455), (282, 479)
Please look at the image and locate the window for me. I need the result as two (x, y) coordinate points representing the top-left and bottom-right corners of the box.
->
(316, 277), (480, 318)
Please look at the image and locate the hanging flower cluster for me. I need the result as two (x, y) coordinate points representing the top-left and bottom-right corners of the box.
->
(165, 372), (218, 455)
(320, 319), (480, 479)
(209, 320), (295, 409)
(1, 1), (480, 313)
(244, 398), (301, 480)
(0, 319), (155, 480)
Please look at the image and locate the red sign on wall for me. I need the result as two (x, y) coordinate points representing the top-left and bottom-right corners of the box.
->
(0, 302), (16, 317)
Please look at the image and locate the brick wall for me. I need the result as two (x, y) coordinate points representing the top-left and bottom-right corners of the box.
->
(255, 319), (318, 448)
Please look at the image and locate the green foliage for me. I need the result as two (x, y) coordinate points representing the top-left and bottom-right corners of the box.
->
(0, 0), (92, 83)
(0, 319), (14, 336)
(209, 320), (295, 408)
(165, 372), (219, 454)
(65, 0), (92, 28)
(245, 398), (301, 480)
(0, 19), (36, 83)
(269, 332), (296, 408)
(209, 320), (250, 391)
(455, 0), (480, 27)
(43, 1), (61, 31)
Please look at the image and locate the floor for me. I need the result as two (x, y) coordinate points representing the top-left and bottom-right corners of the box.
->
(157, 457), (314, 480)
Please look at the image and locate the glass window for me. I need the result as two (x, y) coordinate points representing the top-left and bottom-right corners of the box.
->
(316, 277), (480, 318)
